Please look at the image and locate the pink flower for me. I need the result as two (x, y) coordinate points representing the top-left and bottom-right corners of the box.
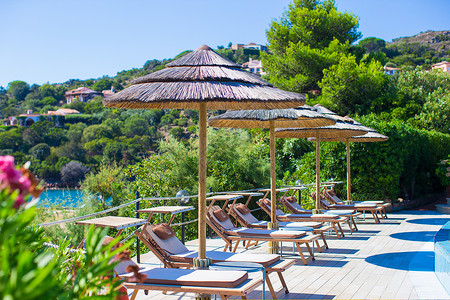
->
(0, 155), (38, 209)
(13, 195), (25, 209)
(18, 176), (31, 193)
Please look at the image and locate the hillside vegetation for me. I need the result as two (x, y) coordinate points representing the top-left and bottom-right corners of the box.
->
(0, 1), (447, 228)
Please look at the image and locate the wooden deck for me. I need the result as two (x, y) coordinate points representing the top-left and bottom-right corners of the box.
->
(129, 210), (450, 299)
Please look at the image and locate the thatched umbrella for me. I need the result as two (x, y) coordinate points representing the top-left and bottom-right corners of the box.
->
(275, 105), (366, 213)
(309, 117), (388, 202)
(208, 106), (335, 253)
(103, 45), (305, 266)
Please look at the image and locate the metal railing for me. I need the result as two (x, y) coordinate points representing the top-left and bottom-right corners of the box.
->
(36, 183), (327, 261)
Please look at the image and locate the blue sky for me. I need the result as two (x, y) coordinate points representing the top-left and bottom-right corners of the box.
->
(0, 0), (449, 88)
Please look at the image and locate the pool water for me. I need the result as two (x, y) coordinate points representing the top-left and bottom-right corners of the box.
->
(37, 189), (84, 207)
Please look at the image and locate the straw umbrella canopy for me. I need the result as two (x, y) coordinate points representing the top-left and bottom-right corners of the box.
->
(208, 106), (336, 236)
(309, 117), (388, 202)
(103, 45), (305, 265)
(275, 105), (367, 212)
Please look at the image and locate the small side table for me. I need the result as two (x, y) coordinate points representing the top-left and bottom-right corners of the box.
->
(209, 261), (265, 300)
(279, 226), (315, 257)
(75, 216), (147, 248)
(324, 210), (356, 233)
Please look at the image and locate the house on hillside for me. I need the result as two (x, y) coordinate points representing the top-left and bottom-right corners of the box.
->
(5, 110), (41, 126)
(382, 66), (400, 75)
(64, 87), (100, 104)
(102, 87), (116, 98)
(229, 43), (268, 52)
(242, 58), (265, 75)
(431, 61), (450, 73)
(243, 43), (268, 52)
(230, 44), (244, 50)
(3, 108), (80, 126)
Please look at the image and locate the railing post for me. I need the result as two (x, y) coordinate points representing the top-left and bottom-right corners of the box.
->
(181, 211), (185, 244)
(136, 190), (141, 263)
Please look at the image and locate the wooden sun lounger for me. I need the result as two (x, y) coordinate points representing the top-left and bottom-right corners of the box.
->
(118, 264), (262, 300)
(315, 192), (383, 224)
(124, 277), (262, 300)
(323, 189), (390, 219)
(279, 196), (358, 232)
(207, 205), (320, 265)
(229, 203), (331, 252)
(257, 198), (348, 238)
(136, 224), (295, 298)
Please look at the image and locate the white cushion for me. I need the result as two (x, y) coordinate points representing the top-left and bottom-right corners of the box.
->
(210, 211), (236, 230)
(146, 225), (189, 255)
(234, 208), (259, 224)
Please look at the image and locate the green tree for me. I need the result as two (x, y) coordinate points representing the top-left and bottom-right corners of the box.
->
(391, 67), (450, 121)
(169, 126), (185, 140)
(7, 80), (30, 101)
(416, 88), (450, 133)
(82, 124), (113, 142)
(361, 51), (388, 66)
(84, 96), (105, 114)
(66, 122), (87, 143)
(123, 115), (149, 138)
(92, 78), (113, 92)
(39, 96), (57, 106)
(83, 162), (128, 209)
(262, 0), (361, 92)
(319, 55), (389, 115)
(29, 143), (51, 160)
(103, 141), (126, 163)
(358, 37), (386, 52)
(0, 128), (22, 152)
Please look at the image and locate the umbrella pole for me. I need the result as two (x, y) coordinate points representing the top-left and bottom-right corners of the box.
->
(193, 103), (211, 269)
(346, 140), (352, 203)
(313, 131), (322, 214)
(268, 120), (279, 253)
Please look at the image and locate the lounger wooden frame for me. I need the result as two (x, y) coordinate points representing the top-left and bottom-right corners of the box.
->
(257, 198), (347, 239)
(317, 193), (383, 224)
(124, 276), (263, 300)
(323, 189), (390, 219)
(206, 205), (320, 265)
(136, 228), (296, 299)
(278, 196), (358, 232)
(228, 204), (331, 252)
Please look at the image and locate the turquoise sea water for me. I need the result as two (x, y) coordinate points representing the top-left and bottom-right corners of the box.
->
(37, 189), (84, 207)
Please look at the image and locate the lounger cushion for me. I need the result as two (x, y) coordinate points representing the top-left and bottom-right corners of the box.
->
(235, 204), (251, 215)
(325, 190), (343, 204)
(233, 206), (260, 225)
(114, 259), (147, 276)
(209, 208), (236, 230)
(153, 223), (176, 240)
(263, 199), (286, 216)
(285, 200), (308, 213)
(281, 221), (322, 229)
(225, 227), (306, 238)
(171, 250), (280, 267)
(121, 267), (249, 288)
(213, 209), (229, 222)
(284, 196), (297, 203)
(146, 225), (189, 255)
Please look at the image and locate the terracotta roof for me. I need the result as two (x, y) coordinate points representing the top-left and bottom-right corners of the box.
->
(65, 87), (99, 96)
(57, 108), (80, 114)
(384, 66), (399, 70)
(46, 108), (80, 116)
(431, 61), (450, 67)
(19, 114), (41, 117)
